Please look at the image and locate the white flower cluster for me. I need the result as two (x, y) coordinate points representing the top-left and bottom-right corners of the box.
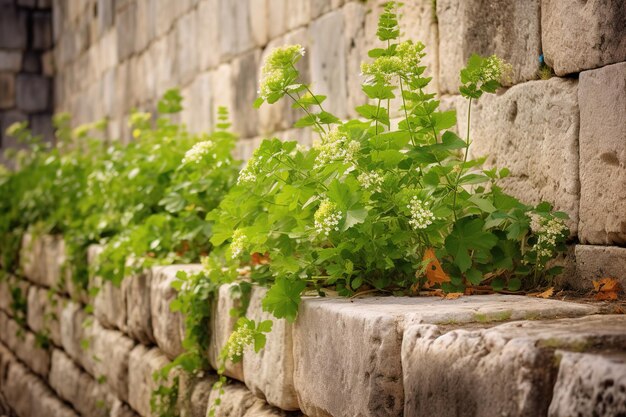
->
(313, 130), (360, 169)
(237, 157), (260, 184)
(358, 171), (384, 192)
(182, 140), (215, 165)
(480, 55), (513, 84)
(230, 229), (247, 259)
(361, 41), (425, 82)
(531, 216), (567, 261)
(223, 325), (254, 361)
(258, 44), (305, 100)
(314, 199), (342, 236)
(407, 196), (435, 230)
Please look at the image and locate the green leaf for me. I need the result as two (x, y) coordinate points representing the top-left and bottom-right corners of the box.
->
(445, 218), (498, 272)
(253, 333), (267, 353)
(507, 278), (522, 292)
(466, 268), (482, 285)
(261, 277), (306, 322)
(344, 206), (368, 230)
(431, 111), (457, 131)
(468, 195), (496, 213)
(257, 320), (273, 333)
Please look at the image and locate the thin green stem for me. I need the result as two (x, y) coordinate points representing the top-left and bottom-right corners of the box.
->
(375, 99), (382, 135)
(451, 97), (473, 221)
(399, 77), (416, 147)
(284, 90), (327, 135)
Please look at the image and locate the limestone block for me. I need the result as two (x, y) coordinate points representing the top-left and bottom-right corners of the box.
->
(88, 244), (128, 332)
(30, 113), (56, 144)
(135, 0), (156, 53)
(124, 269), (155, 345)
(309, 10), (348, 119)
(402, 315), (626, 417)
(293, 294), (597, 417)
(578, 62), (626, 245)
(343, 2), (369, 117)
(152, 32), (180, 98)
(0, 311), (50, 378)
(437, 0), (541, 93)
(210, 63), (234, 128)
(176, 11), (199, 86)
(232, 49), (261, 138)
(155, 0), (178, 38)
(549, 351), (626, 417)
(59, 300), (88, 364)
(0, 73), (15, 110)
(219, 0), (254, 62)
(5, 361), (79, 417)
(287, 0), (310, 30)
(207, 381), (261, 417)
(128, 345), (171, 417)
(187, 71), (213, 133)
(98, 0), (116, 34)
(111, 401), (142, 417)
(0, 275), (29, 318)
(116, 0), (137, 62)
(0, 4), (27, 49)
(574, 245), (626, 292)
(249, 0), (268, 47)
(311, 0), (332, 19)
(197, 0), (220, 71)
(0, 51), (21, 72)
(49, 349), (117, 417)
(0, 342), (16, 384)
(267, 0), (287, 40)
(82, 320), (136, 402)
(16, 74), (51, 113)
(542, 0), (626, 76)
(450, 77), (580, 233)
(178, 373), (218, 417)
(243, 286), (298, 410)
(151, 264), (203, 360)
(27, 285), (63, 346)
(208, 284), (245, 381)
(20, 233), (64, 288)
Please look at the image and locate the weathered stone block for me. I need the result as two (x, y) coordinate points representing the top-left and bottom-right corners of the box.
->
(286, 0), (310, 30)
(0, 73), (15, 110)
(0, 341), (16, 384)
(207, 381), (262, 417)
(549, 351), (626, 417)
(176, 11), (198, 86)
(578, 62), (626, 245)
(49, 349), (116, 417)
(197, 0), (220, 71)
(309, 10), (348, 119)
(232, 49), (261, 138)
(243, 286), (298, 410)
(451, 77), (580, 233)
(210, 63), (234, 129)
(30, 113), (55, 143)
(267, 0), (287, 39)
(542, 0), (626, 76)
(59, 300), (88, 364)
(249, 0), (268, 47)
(574, 245), (626, 291)
(124, 269), (155, 345)
(219, 0), (254, 62)
(0, 51), (22, 72)
(0, 4), (27, 49)
(89, 245), (128, 331)
(293, 294), (597, 417)
(116, 0), (137, 61)
(186, 71), (213, 133)
(178, 373), (218, 417)
(437, 0), (541, 93)
(0, 311), (50, 378)
(16, 74), (51, 113)
(208, 284), (245, 381)
(134, 0), (156, 53)
(27, 285), (63, 346)
(111, 400), (142, 417)
(128, 345), (171, 417)
(5, 361), (79, 417)
(151, 264), (203, 360)
(402, 315), (626, 417)
(82, 320), (136, 402)
(0, 274), (29, 318)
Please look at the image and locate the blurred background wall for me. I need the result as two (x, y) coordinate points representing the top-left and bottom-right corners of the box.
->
(0, 0), (625, 286)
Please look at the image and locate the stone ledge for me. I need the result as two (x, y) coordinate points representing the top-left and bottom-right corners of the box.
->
(0, 310), (50, 379)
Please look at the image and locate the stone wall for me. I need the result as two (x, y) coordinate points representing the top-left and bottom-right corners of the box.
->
(0, 0), (54, 165)
(0, 233), (625, 417)
(47, 0), (626, 288)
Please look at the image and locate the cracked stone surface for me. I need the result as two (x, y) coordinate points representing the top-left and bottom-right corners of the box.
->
(402, 315), (626, 417)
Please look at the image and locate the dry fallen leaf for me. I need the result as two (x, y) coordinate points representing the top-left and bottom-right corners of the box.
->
(422, 248), (450, 288)
(592, 277), (622, 301)
(444, 292), (463, 300)
(528, 287), (554, 299)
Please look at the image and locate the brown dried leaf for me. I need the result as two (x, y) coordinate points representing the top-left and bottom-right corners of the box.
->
(422, 248), (450, 288)
(444, 292), (463, 300)
(529, 287), (554, 299)
(592, 277), (622, 301)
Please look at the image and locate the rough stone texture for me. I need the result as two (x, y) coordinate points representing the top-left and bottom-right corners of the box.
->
(0, 4), (27, 49)
(208, 283), (245, 381)
(16, 74), (51, 112)
(574, 245), (626, 291)
(150, 264), (203, 360)
(177, 373), (218, 417)
(578, 62), (626, 245)
(0, 274), (29, 318)
(88, 244), (128, 332)
(206, 381), (299, 417)
(293, 294), (597, 417)
(26, 284), (63, 346)
(549, 351), (626, 417)
(0, 311), (50, 379)
(49, 349), (116, 417)
(402, 315), (626, 417)
(452, 77), (580, 233)
(0, 341), (16, 385)
(231, 49), (261, 138)
(243, 286), (299, 410)
(82, 320), (136, 402)
(124, 269), (155, 345)
(19, 233), (66, 288)
(128, 345), (171, 417)
(0, 73), (15, 110)
(542, 0), (626, 76)
(437, 0), (541, 93)
(59, 300), (87, 364)
(4, 361), (79, 417)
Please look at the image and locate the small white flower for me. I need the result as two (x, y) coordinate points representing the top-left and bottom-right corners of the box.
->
(182, 140), (214, 164)
(231, 229), (247, 259)
(224, 326), (255, 361)
(237, 158), (259, 184)
(407, 196), (435, 230)
(358, 171), (384, 192)
(314, 199), (342, 236)
(313, 130), (359, 169)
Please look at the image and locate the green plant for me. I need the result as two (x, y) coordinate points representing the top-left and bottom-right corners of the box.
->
(207, 1), (568, 323)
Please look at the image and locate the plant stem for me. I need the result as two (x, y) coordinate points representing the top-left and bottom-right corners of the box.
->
(399, 77), (416, 147)
(451, 97), (472, 221)
(284, 91), (327, 135)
